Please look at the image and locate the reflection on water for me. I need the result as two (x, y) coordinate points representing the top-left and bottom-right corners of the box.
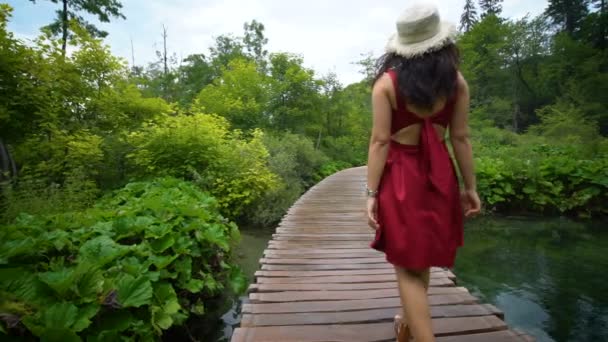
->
(217, 227), (275, 341)
(455, 217), (608, 342)
(213, 217), (607, 342)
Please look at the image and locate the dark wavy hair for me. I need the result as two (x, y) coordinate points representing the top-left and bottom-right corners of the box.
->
(373, 44), (460, 111)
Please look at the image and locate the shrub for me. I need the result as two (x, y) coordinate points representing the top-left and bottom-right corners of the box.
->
(1, 169), (99, 223)
(244, 132), (328, 226)
(127, 114), (278, 218)
(0, 178), (246, 340)
(321, 135), (367, 167)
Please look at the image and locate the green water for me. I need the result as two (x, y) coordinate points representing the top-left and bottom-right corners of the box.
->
(455, 217), (608, 342)
(217, 217), (607, 342)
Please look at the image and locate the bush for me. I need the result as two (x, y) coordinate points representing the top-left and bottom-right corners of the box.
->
(1, 169), (99, 223)
(13, 130), (104, 184)
(0, 178), (246, 340)
(127, 114), (278, 218)
(321, 135), (367, 167)
(244, 132), (328, 226)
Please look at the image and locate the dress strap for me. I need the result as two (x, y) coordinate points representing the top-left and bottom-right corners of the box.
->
(420, 118), (449, 197)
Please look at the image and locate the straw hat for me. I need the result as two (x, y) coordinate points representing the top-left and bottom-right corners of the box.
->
(385, 2), (457, 58)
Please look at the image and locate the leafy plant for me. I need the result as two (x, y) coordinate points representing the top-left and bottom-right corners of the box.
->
(0, 178), (246, 340)
(126, 114), (278, 219)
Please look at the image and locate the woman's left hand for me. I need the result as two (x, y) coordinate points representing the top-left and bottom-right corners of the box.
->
(366, 197), (380, 230)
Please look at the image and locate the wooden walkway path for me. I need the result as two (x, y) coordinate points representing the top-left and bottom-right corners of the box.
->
(232, 167), (534, 341)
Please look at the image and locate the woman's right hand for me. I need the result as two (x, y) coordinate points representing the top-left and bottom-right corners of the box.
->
(461, 189), (481, 217)
(366, 197), (380, 230)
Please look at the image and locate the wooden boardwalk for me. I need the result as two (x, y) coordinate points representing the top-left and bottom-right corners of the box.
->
(232, 167), (534, 342)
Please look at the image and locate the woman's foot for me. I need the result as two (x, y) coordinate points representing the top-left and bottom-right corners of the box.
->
(394, 314), (411, 342)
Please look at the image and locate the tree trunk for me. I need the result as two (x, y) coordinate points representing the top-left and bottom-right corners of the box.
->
(0, 138), (16, 181)
(162, 25), (169, 99)
(61, 0), (68, 55)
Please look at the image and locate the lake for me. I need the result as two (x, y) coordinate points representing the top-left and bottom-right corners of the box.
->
(213, 216), (607, 342)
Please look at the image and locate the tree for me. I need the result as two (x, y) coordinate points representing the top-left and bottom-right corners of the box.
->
(195, 58), (270, 130)
(29, 0), (125, 54)
(584, 0), (608, 48)
(460, 0), (479, 32)
(176, 54), (214, 105)
(267, 53), (323, 136)
(479, 0), (503, 17)
(353, 52), (376, 84)
(545, 0), (589, 35)
(209, 34), (246, 76)
(243, 20), (269, 70)
(459, 14), (512, 127)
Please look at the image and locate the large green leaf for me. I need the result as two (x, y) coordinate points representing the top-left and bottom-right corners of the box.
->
(72, 304), (99, 332)
(78, 235), (128, 266)
(150, 235), (175, 253)
(148, 254), (178, 270)
(76, 265), (105, 302)
(116, 274), (152, 308)
(183, 279), (204, 293)
(38, 268), (77, 297)
(229, 266), (248, 294)
(40, 302), (78, 330)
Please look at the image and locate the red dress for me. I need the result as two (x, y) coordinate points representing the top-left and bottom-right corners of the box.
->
(370, 69), (464, 270)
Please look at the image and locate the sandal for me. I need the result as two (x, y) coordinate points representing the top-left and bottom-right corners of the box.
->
(394, 314), (411, 342)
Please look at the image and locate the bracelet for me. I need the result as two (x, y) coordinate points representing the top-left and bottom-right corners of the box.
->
(365, 186), (378, 198)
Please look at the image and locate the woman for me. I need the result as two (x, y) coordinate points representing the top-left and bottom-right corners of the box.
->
(365, 3), (481, 342)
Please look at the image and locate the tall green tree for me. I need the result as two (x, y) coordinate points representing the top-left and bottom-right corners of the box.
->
(176, 54), (214, 105)
(479, 0), (503, 17)
(209, 34), (246, 76)
(28, 0), (125, 54)
(460, 0), (479, 32)
(267, 53), (322, 136)
(585, 0), (607, 48)
(195, 58), (269, 130)
(243, 20), (269, 70)
(545, 0), (590, 35)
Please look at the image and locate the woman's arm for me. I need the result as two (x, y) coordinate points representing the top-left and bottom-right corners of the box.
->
(449, 74), (475, 190)
(366, 75), (393, 229)
(450, 73), (480, 216)
(366, 75), (393, 193)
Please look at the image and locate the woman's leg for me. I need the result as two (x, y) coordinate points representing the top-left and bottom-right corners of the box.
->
(394, 266), (435, 342)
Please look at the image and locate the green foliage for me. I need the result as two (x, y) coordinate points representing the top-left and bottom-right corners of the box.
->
(29, 0), (125, 52)
(473, 104), (608, 217)
(195, 58), (269, 130)
(126, 114), (278, 218)
(1, 170), (99, 222)
(0, 178), (245, 340)
(245, 132), (328, 226)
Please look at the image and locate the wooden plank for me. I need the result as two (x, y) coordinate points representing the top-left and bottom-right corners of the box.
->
(254, 268), (451, 278)
(256, 274), (453, 285)
(260, 263), (393, 271)
(241, 304), (502, 327)
(436, 330), (533, 342)
(255, 268), (395, 277)
(263, 248), (378, 255)
(242, 294), (477, 314)
(263, 252), (383, 259)
(232, 316), (507, 341)
(249, 287), (469, 302)
(260, 257), (386, 265)
(249, 283), (467, 293)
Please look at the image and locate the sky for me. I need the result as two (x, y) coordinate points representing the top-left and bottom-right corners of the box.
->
(6, 0), (548, 85)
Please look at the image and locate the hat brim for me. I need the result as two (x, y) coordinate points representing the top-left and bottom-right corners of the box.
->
(385, 21), (457, 58)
